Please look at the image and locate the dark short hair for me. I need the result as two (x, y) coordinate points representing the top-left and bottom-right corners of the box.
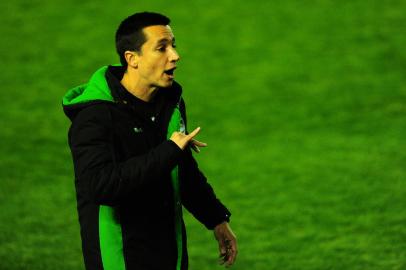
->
(115, 12), (170, 66)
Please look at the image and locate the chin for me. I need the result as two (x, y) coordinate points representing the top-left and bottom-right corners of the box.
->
(160, 80), (174, 88)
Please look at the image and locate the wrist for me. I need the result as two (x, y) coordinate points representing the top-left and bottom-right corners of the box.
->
(214, 221), (229, 231)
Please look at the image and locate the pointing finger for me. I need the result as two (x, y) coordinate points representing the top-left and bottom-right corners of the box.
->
(187, 127), (201, 139)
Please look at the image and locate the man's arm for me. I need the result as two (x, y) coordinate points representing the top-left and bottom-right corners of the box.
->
(177, 99), (230, 227)
(179, 145), (231, 228)
(179, 148), (238, 267)
(178, 99), (238, 267)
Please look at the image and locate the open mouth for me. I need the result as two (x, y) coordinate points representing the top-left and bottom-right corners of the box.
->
(164, 67), (176, 77)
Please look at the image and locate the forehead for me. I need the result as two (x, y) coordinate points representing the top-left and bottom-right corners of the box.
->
(142, 25), (175, 44)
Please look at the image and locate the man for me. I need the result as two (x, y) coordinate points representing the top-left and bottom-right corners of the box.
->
(62, 12), (237, 270)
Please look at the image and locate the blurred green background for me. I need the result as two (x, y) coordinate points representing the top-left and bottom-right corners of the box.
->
(0, 0), (405, 269)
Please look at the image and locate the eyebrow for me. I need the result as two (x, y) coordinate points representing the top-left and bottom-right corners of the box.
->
(156, 37), (176, 46)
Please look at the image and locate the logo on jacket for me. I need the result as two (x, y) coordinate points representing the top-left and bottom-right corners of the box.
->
(133, 127), (143, 133)
(179, 117), (186, 133)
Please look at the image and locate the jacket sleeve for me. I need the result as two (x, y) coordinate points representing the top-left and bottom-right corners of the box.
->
(178, 99), (231, 229)
(68, 104), (182, 206)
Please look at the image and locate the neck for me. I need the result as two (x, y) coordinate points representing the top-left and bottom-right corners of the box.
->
(120, 68), (157, 102)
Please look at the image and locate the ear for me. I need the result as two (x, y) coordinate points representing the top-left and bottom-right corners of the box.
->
(124, 51), (140, 68)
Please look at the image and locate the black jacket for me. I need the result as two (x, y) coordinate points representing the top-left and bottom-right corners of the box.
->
(62, 66), (231, 270)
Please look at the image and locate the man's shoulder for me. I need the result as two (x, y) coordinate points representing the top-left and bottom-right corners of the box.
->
(71, 102), (116, 127)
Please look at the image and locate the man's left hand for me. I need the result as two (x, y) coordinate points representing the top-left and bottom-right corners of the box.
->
(213, 222), (237, 267)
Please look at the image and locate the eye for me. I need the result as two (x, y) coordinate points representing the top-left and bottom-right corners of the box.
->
(172, 44), (177, 48)
(157, 47), (166, 52)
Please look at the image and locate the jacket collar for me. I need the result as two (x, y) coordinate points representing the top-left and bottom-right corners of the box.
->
(105, 65), (182, 107)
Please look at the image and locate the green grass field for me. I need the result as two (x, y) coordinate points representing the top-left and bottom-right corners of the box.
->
(1, 0), (405, 269)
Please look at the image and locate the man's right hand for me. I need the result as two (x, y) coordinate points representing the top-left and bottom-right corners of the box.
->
(170, 127), (207, 151)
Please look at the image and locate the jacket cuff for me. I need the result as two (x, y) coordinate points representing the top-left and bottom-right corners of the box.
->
(155, 140), (183, 172)
(166, 140), (183, 160)
(207, 206), (232, 230)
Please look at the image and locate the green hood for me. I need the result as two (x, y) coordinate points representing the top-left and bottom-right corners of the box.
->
(62, 64), (182, 122)
(62, 65), (114, 107)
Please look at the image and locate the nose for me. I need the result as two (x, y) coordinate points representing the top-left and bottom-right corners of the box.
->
(169, 47), (180, 62)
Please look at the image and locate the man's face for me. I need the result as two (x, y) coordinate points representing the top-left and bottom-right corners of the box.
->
(136, 25), (180, 88)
